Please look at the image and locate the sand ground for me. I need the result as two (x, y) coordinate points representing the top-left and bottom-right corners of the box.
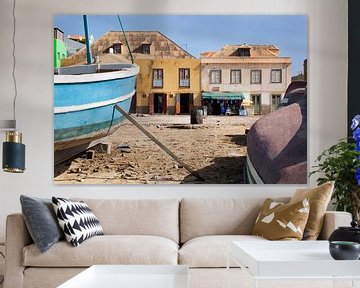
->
(54, 114), (260, 184)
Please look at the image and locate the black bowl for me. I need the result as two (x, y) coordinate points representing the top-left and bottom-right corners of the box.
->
(329, 241), (360, 260)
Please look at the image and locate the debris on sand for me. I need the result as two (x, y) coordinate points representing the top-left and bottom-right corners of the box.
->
(54, 115), (260, 184)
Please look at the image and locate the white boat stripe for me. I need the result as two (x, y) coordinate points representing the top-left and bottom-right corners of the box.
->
(246, 155), (264, 184)
(54, 64), (140, 84)
(54, 90), (135, 114)
(245, 162), (254, 184)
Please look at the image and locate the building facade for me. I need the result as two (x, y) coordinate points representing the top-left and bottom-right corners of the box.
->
(135, 58), (201, 114)
(201, 44), (292, 114)
(64, 38), (85, 57)
(63, 31), (201, 115)
(53, 28), (67, 68)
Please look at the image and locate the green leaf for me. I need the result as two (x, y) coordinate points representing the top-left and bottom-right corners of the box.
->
(310, 139), (360, 216)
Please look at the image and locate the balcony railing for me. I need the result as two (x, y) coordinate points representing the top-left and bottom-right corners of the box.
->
(153, 79), (163, 88)
(179, 79), (190, 87)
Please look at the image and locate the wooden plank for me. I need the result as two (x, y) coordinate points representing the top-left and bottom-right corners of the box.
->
(54, 139), (103, 165)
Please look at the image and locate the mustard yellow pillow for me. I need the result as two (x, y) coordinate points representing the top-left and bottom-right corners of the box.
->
(252, 198), (310, 240)
(289, 181), (334, 240)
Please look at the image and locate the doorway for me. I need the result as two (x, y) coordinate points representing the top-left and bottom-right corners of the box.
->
(153, 93), (167, 114)
(129, 93), (137, 114)
(271, 94), (281, 112)
(251, 94), (262, 115)
(176, 93), (194, 114)
(180, 93), (190, 114)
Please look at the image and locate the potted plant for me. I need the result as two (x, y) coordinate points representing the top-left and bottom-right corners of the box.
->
(310, 115), (360, 222)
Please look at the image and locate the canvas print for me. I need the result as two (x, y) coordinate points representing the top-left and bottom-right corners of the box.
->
(53, 15), (307, 184)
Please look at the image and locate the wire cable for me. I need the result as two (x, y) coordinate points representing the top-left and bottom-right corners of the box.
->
(116, 15), (134, 64)
(11, 0), (18, 129)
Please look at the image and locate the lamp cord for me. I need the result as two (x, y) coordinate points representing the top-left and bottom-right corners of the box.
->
(11, 0), (18, 130)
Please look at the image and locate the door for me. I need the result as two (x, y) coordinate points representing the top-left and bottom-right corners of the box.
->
(154, 93), (163, 114)
(251, 94), (261, 115)
(271, 94), (281, 112)
(180, 93), (190, 114)
(148, 93), (154, 115)
(130, 93), (137, 113)
(162, 93), (167, 115)
(153, 93), (167, 114)
(175, 93), (181, 114)
(189, 93), (194, 114)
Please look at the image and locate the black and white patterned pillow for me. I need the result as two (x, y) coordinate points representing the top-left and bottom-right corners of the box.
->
(52, 197), (104, 247)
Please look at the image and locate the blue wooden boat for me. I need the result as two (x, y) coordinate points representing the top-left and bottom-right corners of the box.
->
(54, 63), (139, 151)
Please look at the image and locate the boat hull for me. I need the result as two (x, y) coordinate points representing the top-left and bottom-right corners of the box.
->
(245, 81), (307, 184)
(54, 63), (139, 151)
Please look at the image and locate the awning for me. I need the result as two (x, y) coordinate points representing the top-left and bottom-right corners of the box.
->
(202, 92), (245, 100)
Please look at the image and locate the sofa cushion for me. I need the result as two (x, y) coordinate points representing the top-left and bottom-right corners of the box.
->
(180, 198), (289, 243)
(52, 197), (104, 247)
(20, 195), (64, 253)
(72, 199), (179, 243)
(23, 235), (178, 267)
(252, 198), (310, 240)
(290, 181), (334, 240)
(179, 235), (267, 268)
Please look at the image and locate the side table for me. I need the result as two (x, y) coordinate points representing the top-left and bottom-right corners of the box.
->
(227, 240), (360, 288)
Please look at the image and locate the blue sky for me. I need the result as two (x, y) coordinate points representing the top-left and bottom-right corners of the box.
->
(54, 15), (307, 76)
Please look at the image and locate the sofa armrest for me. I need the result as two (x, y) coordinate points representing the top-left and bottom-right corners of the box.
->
(4, 213), (33, 288)
(318, 211), (352, 240)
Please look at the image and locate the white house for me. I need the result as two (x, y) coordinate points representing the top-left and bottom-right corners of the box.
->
(201, 44), (292, 114)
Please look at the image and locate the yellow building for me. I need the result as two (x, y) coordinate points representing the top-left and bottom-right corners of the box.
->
(63, 31), (201, 115)
(134, 58), (201, 114)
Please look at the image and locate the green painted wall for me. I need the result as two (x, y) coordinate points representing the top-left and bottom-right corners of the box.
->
(54, 39), (67, 68)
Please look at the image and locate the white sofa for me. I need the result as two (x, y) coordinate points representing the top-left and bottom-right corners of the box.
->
(4, 198), (352, 288)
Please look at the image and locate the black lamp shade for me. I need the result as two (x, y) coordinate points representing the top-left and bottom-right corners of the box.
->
(2, 141), (25, 173)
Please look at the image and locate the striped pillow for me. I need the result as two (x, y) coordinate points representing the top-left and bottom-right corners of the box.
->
(52, 197), (103, 247)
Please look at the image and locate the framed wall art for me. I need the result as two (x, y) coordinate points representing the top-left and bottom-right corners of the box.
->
(53, 15), (307, 185)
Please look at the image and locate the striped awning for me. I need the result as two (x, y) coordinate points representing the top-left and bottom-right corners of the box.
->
(202, 92), (245, 100)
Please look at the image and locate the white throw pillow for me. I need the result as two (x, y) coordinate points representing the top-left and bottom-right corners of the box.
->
(52, 197), (103, 247)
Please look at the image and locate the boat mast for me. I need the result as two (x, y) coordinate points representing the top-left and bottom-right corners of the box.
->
(83, 15), (92, 64)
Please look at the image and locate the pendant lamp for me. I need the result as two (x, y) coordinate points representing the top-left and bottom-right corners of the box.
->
(1, 0), (26, 173)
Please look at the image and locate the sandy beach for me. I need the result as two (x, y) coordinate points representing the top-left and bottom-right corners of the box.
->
(54, 114), (260, 184)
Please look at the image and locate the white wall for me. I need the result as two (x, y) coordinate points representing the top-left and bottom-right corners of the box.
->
(201, 63), (291, 96)
(0, 0), (348, 242)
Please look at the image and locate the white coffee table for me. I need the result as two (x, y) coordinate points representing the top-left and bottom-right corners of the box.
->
(58, 265), (189, 288)
(228, 241), (360, 288)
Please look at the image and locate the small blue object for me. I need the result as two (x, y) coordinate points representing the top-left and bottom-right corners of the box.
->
(356, 142), (360, 152)
(351, 115), (360, 186)
(353, 128), (360, 142)
(355, 168), (360, 185)
(239, 109), (247, 116)
(351, 115), (360, 130)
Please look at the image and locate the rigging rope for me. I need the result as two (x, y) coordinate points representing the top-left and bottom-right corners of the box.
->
(116, 15), (134, 64)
